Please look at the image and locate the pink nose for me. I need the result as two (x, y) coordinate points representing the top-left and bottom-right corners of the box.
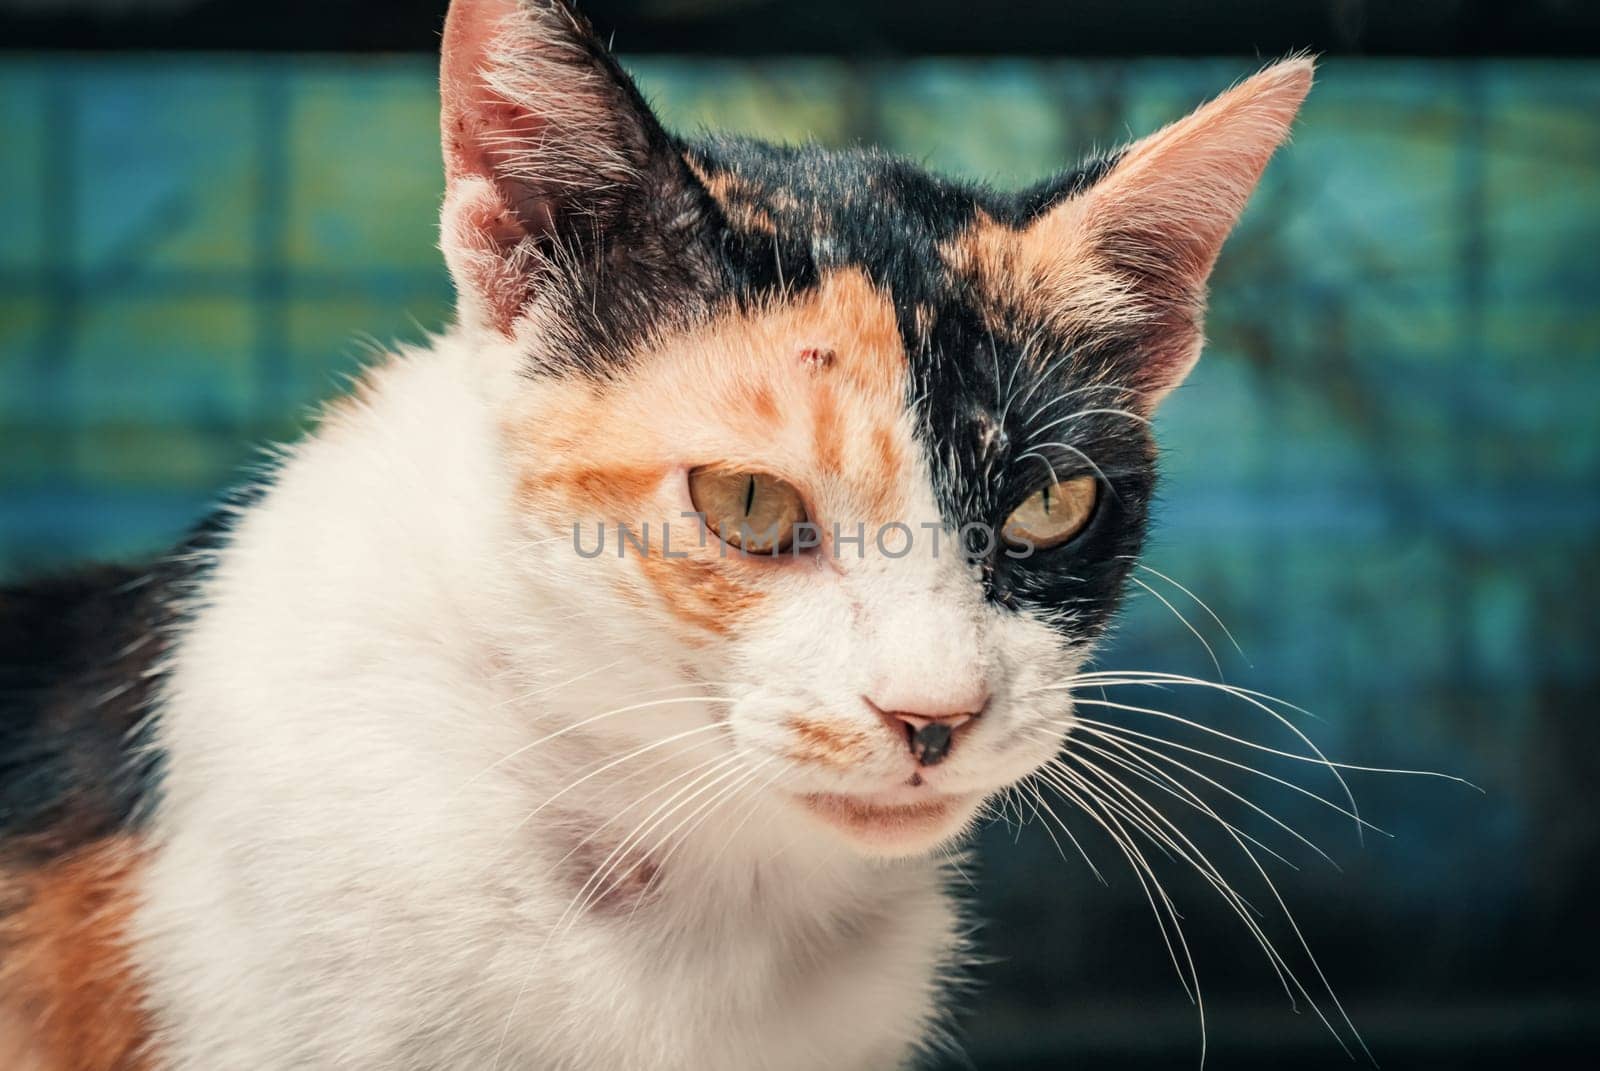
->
(865, 693), (988, 767)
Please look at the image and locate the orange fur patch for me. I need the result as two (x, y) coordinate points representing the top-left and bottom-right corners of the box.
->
(785, 716), (876, 770)
(506, 267), (917, 639)
(940, 206), (1140, 354)
(0, 838), (154, 1071)
(635, 554), (764, 637)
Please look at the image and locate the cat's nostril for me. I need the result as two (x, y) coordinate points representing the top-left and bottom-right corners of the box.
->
(906, 720), (954, 766)
(865, 696), (985, 767)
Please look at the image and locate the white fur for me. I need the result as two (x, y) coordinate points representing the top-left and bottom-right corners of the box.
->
(129, 328), (1086, 1070)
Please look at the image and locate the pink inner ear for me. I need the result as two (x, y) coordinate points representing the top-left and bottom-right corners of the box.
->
(440, 0), (538, 203)
(437, 0), (655, 335)
(438, 0), (567, 334)
(1082, 57), (1314, 285)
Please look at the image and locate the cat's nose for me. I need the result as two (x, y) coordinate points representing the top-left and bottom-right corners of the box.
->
(865, 693), (988, 767)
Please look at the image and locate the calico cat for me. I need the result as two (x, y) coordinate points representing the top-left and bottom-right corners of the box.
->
(0, 1), (1316, 1067)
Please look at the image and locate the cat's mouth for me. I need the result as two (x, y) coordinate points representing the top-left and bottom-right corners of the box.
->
(794, 790), (980, 854)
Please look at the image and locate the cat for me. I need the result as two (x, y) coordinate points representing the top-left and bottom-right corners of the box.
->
(0, 1), (1314, 1068)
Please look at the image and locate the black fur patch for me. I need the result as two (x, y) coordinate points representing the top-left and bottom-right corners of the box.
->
(0, 567), (169, 863)
(0, 509), (235, 864)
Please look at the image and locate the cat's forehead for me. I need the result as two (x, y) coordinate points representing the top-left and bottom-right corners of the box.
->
(689, 139), (1013, 292)
(684, 138), (1119, 364)
(675, 139), (1153, 553)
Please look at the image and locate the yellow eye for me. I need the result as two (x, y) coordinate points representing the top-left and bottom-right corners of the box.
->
(1002, 475), (1098, 551)
(688, 468), (809, 554)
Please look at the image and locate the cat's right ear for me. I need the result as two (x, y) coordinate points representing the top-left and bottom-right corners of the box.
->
(439, 0), (707, 337)
(968, 58), (1311, 413)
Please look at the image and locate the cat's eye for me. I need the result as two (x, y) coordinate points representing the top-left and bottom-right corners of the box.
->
(689, 468), (809, 555)
(1002, 475), (1099, 551)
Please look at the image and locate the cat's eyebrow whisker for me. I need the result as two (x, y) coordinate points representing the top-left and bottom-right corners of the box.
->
(1027, 379), (1142, 420)
(985, 323), (1008, 424)
(1011, 354), (1109, 418)
(1129, 562), (1250, 666)
(771, 233), (787, 296)
(1026, 406), (1153, 447)
(996, 323), (1063, 432)
(1128, 576), (1227, 682)
(1017, 443), (1117, 499)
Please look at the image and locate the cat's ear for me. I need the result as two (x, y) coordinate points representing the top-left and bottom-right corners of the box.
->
(1011, 57), (1313, 410)
(439, 0), (707, 336)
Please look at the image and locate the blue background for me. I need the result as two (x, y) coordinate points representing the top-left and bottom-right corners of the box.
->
(2, 54), (1597, 1067)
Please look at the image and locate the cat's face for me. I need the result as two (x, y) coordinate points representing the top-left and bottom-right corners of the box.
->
(439, 0), (1309, 856)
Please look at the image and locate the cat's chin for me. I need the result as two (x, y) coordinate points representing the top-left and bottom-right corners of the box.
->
(792, 790), (982, 857)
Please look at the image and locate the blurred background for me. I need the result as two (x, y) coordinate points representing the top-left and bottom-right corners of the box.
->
(2, 1), (1598, 1067)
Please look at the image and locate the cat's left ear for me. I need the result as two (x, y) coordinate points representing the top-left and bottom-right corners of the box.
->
(999, 57), (1313, 411)
(439, 0), (710, 337)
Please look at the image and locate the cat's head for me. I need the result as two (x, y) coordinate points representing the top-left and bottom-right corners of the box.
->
(439, 0), (1309, 856)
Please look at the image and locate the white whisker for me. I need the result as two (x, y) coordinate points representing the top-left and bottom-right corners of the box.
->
(467, 695), (737, 786)
(1128, 576), (1226, 681)
(1132, 562), (1249, 665)
(1072, 734), (1305, 871)
(1066, 748), (1369, 1061)
(1069, 717), (1389, 837)
(1075, 725), (1343, 869)
(1035, 760), (1204, 1042)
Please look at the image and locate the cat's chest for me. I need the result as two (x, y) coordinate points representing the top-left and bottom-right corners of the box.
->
(483, 856), (960, 1071)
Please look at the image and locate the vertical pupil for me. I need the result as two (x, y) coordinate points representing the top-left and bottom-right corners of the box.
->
(1042, 484), (1053, 514)
(743, 475), (756, 516)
